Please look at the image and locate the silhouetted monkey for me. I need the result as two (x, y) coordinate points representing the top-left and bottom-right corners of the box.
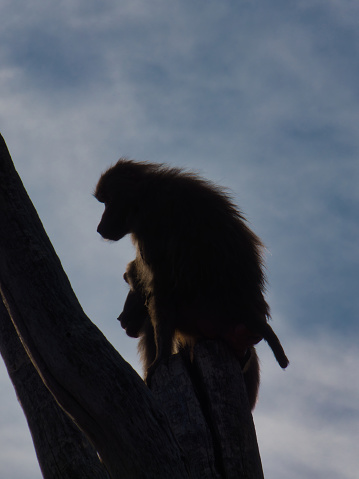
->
(95, 159), (289, 409)
(119, 259), (262, 409)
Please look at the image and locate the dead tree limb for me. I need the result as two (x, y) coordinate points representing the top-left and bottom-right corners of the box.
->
(0, 134), (264, 478)
(0, 299), (110, 479)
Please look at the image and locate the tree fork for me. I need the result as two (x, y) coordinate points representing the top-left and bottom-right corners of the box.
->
(0, 134), (264, 478)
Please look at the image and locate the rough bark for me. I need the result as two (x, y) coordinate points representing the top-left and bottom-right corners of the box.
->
(0, 299), (110, 479)
(0, 134), (188, 478)
(151, 344), (264, 479)
(0, 133), (264, 478)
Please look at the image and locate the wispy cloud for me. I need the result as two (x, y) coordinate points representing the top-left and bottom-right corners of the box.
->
(0, 1), (358, 478)
(256, 333), (359, 479)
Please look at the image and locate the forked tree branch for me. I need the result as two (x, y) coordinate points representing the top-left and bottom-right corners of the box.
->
(0, 134), (263, 479)
(0, 299), (110, 479)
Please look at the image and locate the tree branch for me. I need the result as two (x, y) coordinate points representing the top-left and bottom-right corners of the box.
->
(0, 134), (188, 478)
(0, 134), (264, 478)
(0, 298), (110, 479)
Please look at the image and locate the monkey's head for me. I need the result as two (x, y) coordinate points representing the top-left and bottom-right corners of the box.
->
(94, 159), (156, 241)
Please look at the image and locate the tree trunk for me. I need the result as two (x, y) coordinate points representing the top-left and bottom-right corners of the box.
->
(0, 299), (110, 479)
(0, 134), (264, 478)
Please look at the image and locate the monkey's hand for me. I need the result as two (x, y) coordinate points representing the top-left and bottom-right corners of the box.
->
(223, 327), (261, 410)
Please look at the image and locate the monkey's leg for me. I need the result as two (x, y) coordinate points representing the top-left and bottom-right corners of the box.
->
(145, 298), (176, 386)
(241, 347), (260, 410)
(138, 318), (157, 375)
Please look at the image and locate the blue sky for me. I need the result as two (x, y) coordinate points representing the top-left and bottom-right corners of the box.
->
(0, 1), (358, 478)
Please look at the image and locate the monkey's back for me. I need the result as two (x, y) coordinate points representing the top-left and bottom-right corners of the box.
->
(103, 159), (288, 369)
(134, 167), (268, 323)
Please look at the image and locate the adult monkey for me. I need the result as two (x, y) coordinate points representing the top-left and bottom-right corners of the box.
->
(95, 159), (289, 409)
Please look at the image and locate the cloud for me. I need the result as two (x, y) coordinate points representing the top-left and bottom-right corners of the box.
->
(256, 333), (359, 479)
(0, 1), (358, 478)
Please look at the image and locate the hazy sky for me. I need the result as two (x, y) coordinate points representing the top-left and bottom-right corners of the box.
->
(0, 1), (358, 478)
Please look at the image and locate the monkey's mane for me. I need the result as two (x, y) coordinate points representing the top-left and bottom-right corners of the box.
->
(96, 158), (289, 371)
(104, 161), (267, 308)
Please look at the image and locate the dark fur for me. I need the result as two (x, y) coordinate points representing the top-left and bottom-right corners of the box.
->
(95, 159), (288, 409)
(119, 260), (261, 408)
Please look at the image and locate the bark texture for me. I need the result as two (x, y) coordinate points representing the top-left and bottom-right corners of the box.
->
(0, 299), (110, 479)
(0, 134), (264, 479)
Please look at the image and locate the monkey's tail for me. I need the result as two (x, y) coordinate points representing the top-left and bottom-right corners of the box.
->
(262, 322), (289, 369)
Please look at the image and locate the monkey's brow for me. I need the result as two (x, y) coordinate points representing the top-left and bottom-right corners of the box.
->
(93, 191), (106, 203)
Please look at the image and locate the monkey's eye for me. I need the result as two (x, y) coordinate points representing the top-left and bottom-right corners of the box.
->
(94, 191), (105, 203)
(97, 193), (109, 205)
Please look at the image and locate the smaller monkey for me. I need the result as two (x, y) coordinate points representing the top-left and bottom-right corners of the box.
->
(95, 159), (289, 409)
(118, 260), (261, 409)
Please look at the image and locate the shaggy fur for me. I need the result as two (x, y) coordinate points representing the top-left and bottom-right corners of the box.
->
(95, 159), (289, 408)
